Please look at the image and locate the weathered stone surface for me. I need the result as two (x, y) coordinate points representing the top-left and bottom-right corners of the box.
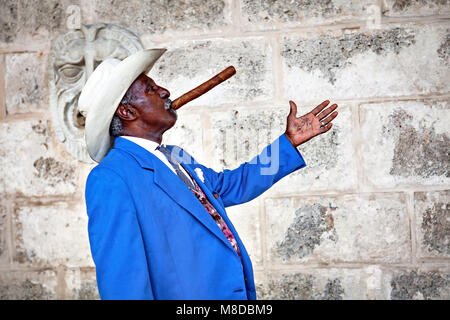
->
(208, 107), (286, 172)
(437, 31), (449, 65)
(5, 53), (47, 114)
(241, 0), (379, 30)
(282, 25), (450, 100)
(415, 191), (450, 258)
(390, 270), (450, 300)
(275, 202), (338, 260)
(13, 201), (93, 267)
(0, 270), (57, 299)
(0, 119), (78, 196)
(163, 110), (206, 164)
(65, 268), (99, 300)
(19, 0), (79, 37)
(265, 193), (410, 264)
(95, 0), (231, 36)
(383, 0), (450, 17)
(1, 0), (81, 42)
(255, 268), (376, 300)
(360, 100), (449, 188)
(0, 0), (18, 43)
(149, 37), (273, 106)
(225, 200), (262, 264)
(258, 267), (450, 300)
(207, 104), (355, 194)
(274, 103), (355, 194)
(0, 202), (7, 264)
(257, 272), (343, 300)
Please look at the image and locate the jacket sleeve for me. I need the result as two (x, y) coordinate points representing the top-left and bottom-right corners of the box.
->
(85, 166), (154, 300)
(196, 133), (307, 207)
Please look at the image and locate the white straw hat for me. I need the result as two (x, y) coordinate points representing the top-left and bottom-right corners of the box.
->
(78, 48), (166, 162)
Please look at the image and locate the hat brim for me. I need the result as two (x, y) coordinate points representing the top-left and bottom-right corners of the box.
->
(84, 49), (166, 162)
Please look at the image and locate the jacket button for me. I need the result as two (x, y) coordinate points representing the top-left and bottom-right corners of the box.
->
(213, 192), (219, 199)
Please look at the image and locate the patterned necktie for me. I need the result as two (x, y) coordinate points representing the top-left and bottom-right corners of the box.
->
(157, 146), (242, 259)
(157, 145), (196, 190)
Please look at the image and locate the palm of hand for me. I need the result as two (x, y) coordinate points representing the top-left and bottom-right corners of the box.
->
(285, 100), (338, 147)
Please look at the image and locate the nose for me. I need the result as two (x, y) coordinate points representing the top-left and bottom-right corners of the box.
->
(157, 86), (170, 100)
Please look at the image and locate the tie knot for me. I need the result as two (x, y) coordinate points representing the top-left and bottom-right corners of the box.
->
(157, 145), (196, 190)
(157, 145), (178, 166)
(156, 144), (168, 154)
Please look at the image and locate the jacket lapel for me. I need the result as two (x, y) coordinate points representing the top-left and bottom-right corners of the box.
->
(113, 138), (234, 252)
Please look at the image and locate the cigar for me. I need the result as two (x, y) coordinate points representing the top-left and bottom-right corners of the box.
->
(169, 66), (236, 110)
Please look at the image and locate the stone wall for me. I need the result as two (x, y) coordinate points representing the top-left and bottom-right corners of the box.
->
(0, 0), (449, 300)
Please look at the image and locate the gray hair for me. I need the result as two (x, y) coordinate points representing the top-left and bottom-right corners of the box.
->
(109, 114), (123, 137)
(109, 88), (139, 137)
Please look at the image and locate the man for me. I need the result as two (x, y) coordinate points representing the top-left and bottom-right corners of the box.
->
(79, 49), (338, 300)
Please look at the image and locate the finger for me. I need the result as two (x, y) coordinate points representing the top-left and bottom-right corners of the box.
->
(320, 122), (333, 133)
(311, 100), (330, 116)
(320, 111), (339, 126)
(317, 104), (338, 121)
(288, 100), (298, 118)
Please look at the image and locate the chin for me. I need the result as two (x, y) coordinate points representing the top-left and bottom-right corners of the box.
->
(166, 113), (177, 130)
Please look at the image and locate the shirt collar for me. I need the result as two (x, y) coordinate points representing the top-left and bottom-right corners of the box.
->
(120, 136), (161, 154)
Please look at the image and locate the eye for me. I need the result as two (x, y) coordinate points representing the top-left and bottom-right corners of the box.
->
(147, 84), (158, 93)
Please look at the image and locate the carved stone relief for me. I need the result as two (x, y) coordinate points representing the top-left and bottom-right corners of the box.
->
(48, 24), (143, 162)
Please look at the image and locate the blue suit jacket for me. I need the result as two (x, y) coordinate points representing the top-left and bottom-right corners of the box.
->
(85, 134), (306, 300)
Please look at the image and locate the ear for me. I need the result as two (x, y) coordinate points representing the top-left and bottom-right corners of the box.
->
(116, 104), (139, 121)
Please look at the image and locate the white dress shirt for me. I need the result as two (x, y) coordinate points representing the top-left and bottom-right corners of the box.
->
(121, 136), (194, 185)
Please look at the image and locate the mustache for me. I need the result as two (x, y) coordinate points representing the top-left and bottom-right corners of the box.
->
(164, 99), (172, 110)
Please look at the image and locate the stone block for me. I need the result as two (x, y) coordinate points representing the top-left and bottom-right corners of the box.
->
(206, 103), (355, 194)
(65, 268), (99, 300)
(0, 55), (5, 119)
(162, 110), (206, 164)
(281, 25), (450, 101)
(148, 37), (274, 106)
(414, 190), (450, 258)
(360, 100), (449, 188)
(241, 0), (380, 31)
(0, 201), (7, 265)
(265, 193), (411, 264)
(383, 0), (450, 17)
(0, 269), (58, 299)
(5, 52), (47, 115)
(225, 199), (262, 265)
(20, 0), (80, 39)
(95, 0), (232, 36)
(0, 119), (78, 196)
(390, 269), (450, 300)
(255, 267), (391, 300)
(1, 0), (81, 42)
(275, 103), (355, 194)
(0, 0), (18, 43)
(13, 201), (93, 268)
(257, 267), (450, 300)
(207, 107), (286, 172)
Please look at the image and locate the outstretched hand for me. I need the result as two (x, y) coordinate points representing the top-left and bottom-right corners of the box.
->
(284, 100), (339, 147)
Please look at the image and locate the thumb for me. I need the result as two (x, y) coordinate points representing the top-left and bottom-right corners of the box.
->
(288, 100), (297, 118)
